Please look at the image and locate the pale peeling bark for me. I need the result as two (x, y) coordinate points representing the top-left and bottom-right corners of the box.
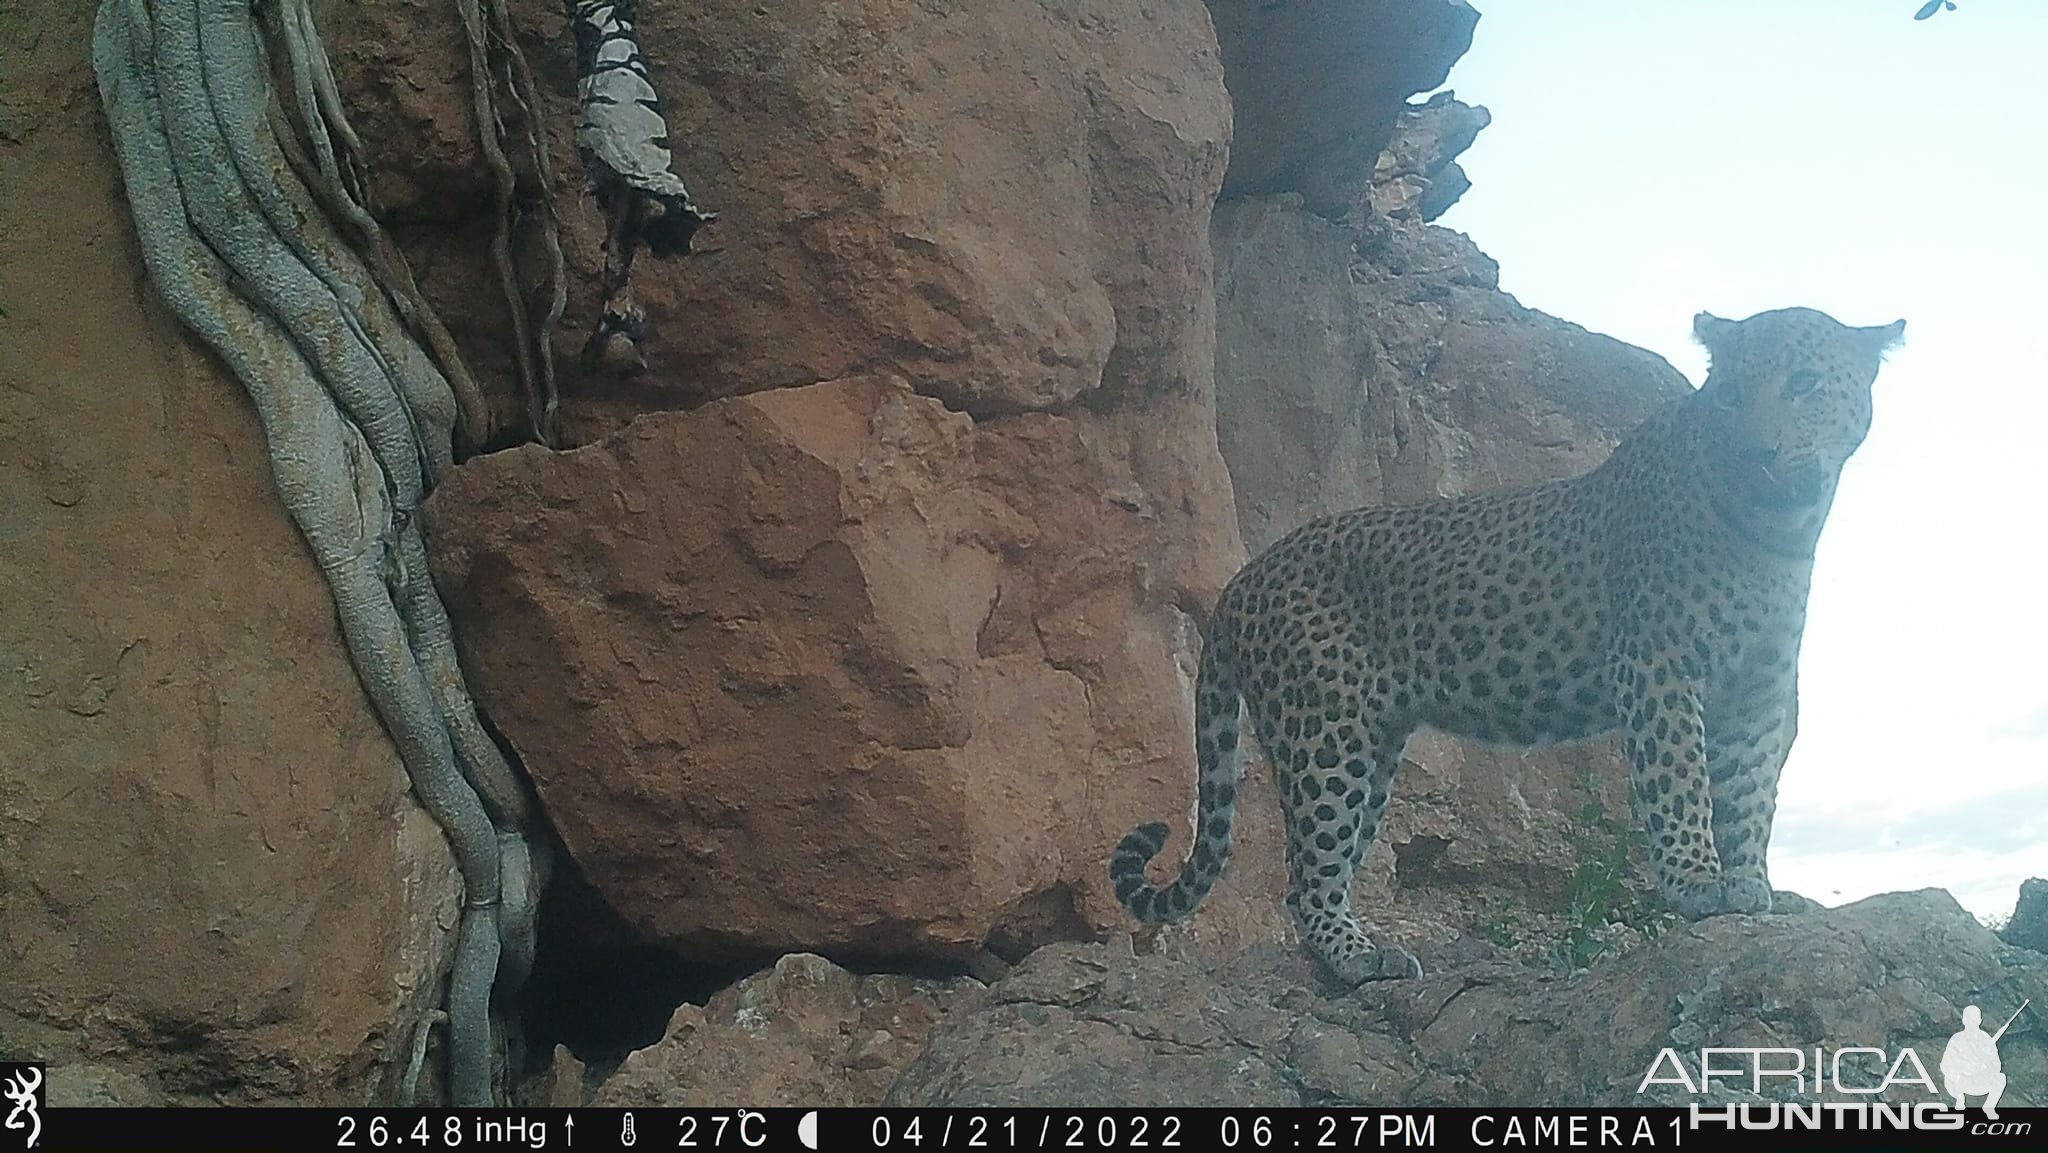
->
(570, 0), (716, 369)
(93, 0), (542, 1106)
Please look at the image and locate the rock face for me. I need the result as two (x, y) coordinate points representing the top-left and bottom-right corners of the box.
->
(889, 891), (2048, 1107)
(1212, 95), (1690, 562)
(331, 0), (1234, 439)
(590, 953), (976, 1107)
(1368, 91), (1492, 225)
(417, 0), (1244, 968)
(0, 0), (459, 1105)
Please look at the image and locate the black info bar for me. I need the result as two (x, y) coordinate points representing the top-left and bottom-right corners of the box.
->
(23, 1104), (2042, 1151)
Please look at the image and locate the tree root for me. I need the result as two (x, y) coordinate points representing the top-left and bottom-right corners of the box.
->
(453, 0), (566, 446)
(265, 0), (496, 456)
(482, 0), (568, 441)
(399, 1009), (448, 1107)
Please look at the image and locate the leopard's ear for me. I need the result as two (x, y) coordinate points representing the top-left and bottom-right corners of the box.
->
(1862, 318), (1907, 355)
(1693, 312), (1742, 407)
(1693, 311), (1738, 350)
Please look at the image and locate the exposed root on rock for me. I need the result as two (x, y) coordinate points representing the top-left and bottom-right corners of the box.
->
(456, 0), (565, 446)
(262, 0), (496, 456)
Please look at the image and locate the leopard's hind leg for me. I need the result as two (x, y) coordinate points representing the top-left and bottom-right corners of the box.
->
(1245, 624), (1421, 984)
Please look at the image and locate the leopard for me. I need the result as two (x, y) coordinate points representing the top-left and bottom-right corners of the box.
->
(1110, 306), (1906, 984)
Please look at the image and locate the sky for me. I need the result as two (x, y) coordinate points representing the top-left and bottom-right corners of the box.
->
(1432, 0), (2048, 922)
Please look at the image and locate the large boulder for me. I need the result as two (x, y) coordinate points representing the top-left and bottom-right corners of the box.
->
(0, 0), (459, 1105)
(424, 374), (1239, 963)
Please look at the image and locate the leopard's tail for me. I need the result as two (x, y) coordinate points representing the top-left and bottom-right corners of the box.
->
(1110, 638), (1243, 923)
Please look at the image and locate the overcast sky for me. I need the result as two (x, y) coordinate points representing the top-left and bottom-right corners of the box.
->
(1433, 0), (2048, 922)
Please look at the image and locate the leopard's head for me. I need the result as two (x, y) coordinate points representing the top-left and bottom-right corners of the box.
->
(1692, 306), (1904, 552)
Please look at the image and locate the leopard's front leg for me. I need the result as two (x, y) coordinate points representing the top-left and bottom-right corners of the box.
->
(1615, 658), (1724, 919)
(1705, 689), (1796, 915)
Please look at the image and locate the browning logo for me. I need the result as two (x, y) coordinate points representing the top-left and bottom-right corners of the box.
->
(1, 1064), (41, 1151)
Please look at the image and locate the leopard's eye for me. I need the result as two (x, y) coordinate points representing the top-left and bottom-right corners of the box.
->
(1783, 369), (1823, 399)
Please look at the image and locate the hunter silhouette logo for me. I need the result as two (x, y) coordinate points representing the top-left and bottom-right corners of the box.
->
(2, 1064), (41, 1150)
(1942, 1001), (2027, 1119)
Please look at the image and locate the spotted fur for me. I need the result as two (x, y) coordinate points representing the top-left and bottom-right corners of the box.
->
(1111, 307), (1905, 984)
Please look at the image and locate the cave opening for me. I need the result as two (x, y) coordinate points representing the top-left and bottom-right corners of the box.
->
(516, 852), (760, 1077)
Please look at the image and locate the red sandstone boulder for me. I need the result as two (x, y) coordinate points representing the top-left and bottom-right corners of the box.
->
(424, 374), (1240, 962)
